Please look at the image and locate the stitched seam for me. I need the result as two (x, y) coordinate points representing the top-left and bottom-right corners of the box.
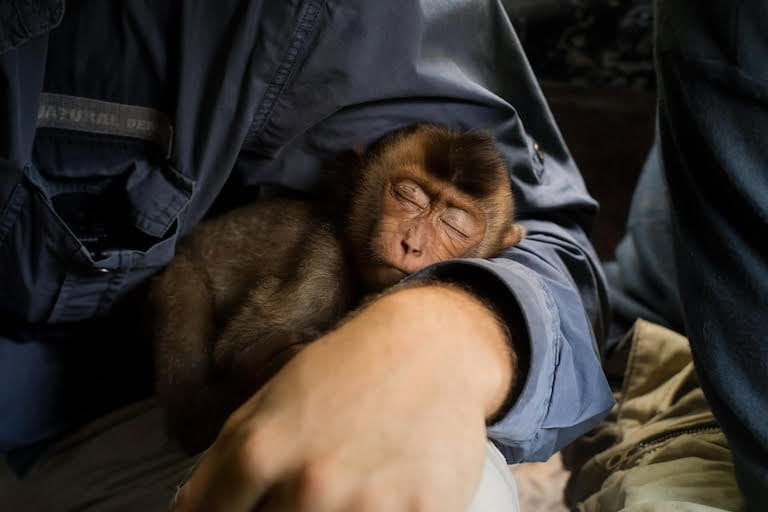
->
(503, 260), (562, 437)
(244, 0), (323, 147)
(495, 259), (562, 437)
(135, 193), (184, 236)
(539, 271), (562, 432)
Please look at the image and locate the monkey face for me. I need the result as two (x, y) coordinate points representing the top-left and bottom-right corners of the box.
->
(361, 170), (488, 291)
(348, 124), (526, 292)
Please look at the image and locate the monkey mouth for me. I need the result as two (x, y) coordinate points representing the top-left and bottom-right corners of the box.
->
(376, 263), (406, 279)
(386, 265), (408, 278)
(366, 263), (407, 290)
(379, 261), (406, 274)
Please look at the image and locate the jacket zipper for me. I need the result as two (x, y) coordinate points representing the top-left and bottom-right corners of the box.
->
(636, 421), (720, 449)
(605, 421), (721, 471)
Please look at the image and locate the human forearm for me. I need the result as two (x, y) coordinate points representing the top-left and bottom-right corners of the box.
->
(346, 284), (515, 421)
(173, 284), (515, 512)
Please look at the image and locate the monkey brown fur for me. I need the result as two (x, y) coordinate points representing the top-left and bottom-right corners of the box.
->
(147, 124), (526, 453)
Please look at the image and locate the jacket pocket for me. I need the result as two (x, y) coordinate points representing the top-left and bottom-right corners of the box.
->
(0, 151), (194, 324)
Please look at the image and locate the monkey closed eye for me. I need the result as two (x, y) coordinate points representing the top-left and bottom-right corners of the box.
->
(441, 207), (474, 239)
(393, 180), (430, 210)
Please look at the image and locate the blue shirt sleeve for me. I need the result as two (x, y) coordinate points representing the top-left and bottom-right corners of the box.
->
(233, 0), (615, 462)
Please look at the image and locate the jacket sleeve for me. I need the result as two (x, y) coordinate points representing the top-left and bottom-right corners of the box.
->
(233, 0), (614, 463)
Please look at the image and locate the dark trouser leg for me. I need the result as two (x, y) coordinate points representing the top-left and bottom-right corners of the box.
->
(609, 0), (768, 507)
(0, 400), (195, 511)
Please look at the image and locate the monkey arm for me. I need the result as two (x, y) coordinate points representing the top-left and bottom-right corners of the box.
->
(148, 254), (242, 453)
(150, 263), (340, 453)
(148, 253), (292, 453)
(210, 222), (351, 388)
(150, 218), (350, 453)
(212, 253), (349, 375)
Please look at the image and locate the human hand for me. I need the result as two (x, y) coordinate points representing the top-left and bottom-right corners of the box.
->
(172, 285), (513, 512)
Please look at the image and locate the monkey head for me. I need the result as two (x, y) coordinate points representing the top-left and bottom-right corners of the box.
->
(345, 124), (525, 292)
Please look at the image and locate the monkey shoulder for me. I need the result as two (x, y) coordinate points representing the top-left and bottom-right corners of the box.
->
(171, 199), (346, 307)
(178, 200), (319, 263)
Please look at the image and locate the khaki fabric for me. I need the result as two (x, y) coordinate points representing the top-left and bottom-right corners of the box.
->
(563, 319), (744, 512)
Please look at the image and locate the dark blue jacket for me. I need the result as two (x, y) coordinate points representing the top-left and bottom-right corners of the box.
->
(0, 0), (613, 467)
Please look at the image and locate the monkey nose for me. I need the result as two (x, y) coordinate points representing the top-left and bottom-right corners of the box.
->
(401, 240), (422, 256)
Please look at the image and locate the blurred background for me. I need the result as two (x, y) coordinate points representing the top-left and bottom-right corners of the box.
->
(503, 1), (655, 509)
(508, 0), (655, 260)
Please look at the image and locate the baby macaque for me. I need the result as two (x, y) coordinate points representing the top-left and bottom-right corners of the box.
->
(147, 124), (526, 452)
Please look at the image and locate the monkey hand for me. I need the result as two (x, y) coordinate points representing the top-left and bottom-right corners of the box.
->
(172, 285), (513, 512)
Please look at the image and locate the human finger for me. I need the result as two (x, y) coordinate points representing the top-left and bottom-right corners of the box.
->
(257, 455), (369, 512)
(171, 428), (274, 512)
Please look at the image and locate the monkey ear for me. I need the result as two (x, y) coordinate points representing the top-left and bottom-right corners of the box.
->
(502, 224), (527, 248)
